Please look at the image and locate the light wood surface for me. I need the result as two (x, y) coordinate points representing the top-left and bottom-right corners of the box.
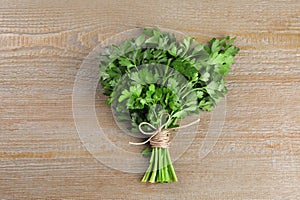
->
(1, 0), (299, 199)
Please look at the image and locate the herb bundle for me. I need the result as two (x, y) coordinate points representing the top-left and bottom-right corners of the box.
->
(99, 28), (239, 183)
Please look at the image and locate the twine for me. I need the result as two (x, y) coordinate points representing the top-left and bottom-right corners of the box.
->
(129, 113), (200, 148)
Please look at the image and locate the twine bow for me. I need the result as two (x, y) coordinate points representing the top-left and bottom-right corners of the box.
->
(129, 113), (200, 148)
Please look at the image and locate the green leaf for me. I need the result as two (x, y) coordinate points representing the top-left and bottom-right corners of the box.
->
(145, 36), (158, 44)
(135, 35), (145, 46)
(118, 89), (131, 102)
(200, 72), (210, 82)
(149, 83), (155, 93)
(99, 28), (239, 133)
(168, 44), (177, 56)
(141, 147), (152, 156)
(119, 58), (133, 67)
(143, 28), (154, 36)
(211, 38), (220, 53)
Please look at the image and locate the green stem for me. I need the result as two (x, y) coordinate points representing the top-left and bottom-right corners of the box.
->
(166, 149), (178, 182)
(161, 148), (165, 182)
(163, 148), (170, 182)
(141, 147), (178, 183)
(157, 148), (162, 182)
(181, 87), (204, 99)
(149, 148), (158, 183)
(141, 147), (155, 182)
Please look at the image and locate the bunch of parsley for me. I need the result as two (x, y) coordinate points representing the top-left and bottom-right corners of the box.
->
(99, 28), (239, 183)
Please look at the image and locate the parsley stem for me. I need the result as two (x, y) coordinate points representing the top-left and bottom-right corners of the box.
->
(141, 147), (177, 183)
(157, 148), (161, 182)
(163, 148), (170, 182)
(149, 148), (158, 183)
(141, 147), (154, 182)
(166, 149), (178, 182)
(181, 87), (203, 99)
(161, 148), (165, 181)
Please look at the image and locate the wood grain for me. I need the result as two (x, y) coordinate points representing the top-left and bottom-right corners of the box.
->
(0, 0), (299, 199)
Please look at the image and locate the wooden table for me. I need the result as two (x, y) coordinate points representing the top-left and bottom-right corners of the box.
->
(1, 1), (299, 199)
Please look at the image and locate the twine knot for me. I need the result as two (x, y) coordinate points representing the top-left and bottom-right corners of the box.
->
(129, 113), (200, 148)
(150, 129), (170, 148)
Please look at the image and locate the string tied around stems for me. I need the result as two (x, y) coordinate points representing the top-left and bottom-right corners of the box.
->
(129, 113), (200, 148)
